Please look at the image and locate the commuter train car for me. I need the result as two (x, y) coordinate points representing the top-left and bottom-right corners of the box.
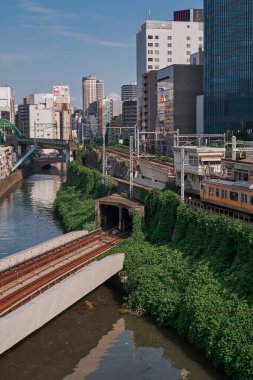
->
(200, 179), (253, 215)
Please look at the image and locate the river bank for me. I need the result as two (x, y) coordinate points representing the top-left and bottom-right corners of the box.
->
(55, 161), (253, 380)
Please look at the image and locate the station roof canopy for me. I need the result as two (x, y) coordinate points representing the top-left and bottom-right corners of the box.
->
(96, 194), (145, 215)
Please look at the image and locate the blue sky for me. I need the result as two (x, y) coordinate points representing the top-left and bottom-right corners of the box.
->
(0, 0), (203, 107)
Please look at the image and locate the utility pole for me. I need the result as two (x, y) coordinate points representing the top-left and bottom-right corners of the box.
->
(232, 136), (237, 161)
(180, 146), (185, 202)
(129, 136), (134, 199)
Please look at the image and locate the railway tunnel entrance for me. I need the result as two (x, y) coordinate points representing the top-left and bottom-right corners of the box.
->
(95, 194), (145, 234)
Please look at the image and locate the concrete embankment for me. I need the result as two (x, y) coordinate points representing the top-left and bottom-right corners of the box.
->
(0, 253), (124, 355)
(0, 164), (40, 200)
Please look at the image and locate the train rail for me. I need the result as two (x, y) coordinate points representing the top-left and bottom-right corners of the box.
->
(0, 229), (104, 287)
(103, 147), (174, 170)
(0, 232), (121, 317)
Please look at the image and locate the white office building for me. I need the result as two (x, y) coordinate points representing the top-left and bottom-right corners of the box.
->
(136, 15), (204, 104)
(0, 86), (15, 123)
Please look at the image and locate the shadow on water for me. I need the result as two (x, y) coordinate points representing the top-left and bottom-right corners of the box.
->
(0, 286), (230, 380)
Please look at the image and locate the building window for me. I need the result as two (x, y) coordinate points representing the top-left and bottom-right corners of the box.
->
(187, 44), (191, 48)
(168, 43), (172, 47)
(155, 58), (159, 62)
(155, 50), (159, 54)
(186, 51), (191, 55)
(155, 43), (159, 47)
(148, 50), (153, 54)
(148, 35), (153, 39)
(155, 35), (159, 39)
(168, 51), (172, 55)
(155, 65), (159, 69)
(187, 59), (190, 62)
(189, 155), (198, 166)
(168, 36), (172, 40)
(148, 58), (153, 61)
(199, 37), (203, 41)
(148, 65), (153, 69)
(230, 191), (238, 202)
(148, 43), (153, 47)
(168, 58), (172, 62)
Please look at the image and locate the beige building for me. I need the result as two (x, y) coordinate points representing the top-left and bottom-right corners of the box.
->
(173, 146), (225, 194)
(82, 76), (104, 114)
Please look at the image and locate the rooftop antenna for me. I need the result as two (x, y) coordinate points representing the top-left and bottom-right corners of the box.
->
(146, 8), (151, 20)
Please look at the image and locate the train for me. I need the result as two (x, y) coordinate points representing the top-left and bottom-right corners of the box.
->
(200, 179), (253, 215)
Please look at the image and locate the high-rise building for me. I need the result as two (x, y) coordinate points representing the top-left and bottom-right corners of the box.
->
(204, 0), (253, 137)
(141, 71), (157, 132)
(0, 86), (15, 123)
(121, 82), (137, 101)
(82, 76), (104, 114)
(174, 9), (203, 22)
(136, 12), (204, 105)
(96, 80), (104, 101)
(82, 76), (97, 113)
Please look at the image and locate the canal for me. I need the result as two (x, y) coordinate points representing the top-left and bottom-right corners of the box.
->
(0, 164), (229, 380)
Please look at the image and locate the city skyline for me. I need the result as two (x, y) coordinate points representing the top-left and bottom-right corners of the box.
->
(1, 0), (203, 108)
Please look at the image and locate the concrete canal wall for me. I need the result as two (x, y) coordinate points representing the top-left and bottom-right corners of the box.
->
(0, 253), (124, 355)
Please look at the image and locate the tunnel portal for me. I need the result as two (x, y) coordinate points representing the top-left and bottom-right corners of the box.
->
(96, 194), (145, 235)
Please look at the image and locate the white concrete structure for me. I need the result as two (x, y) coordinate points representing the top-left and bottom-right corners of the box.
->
(136, 18), (204, 103)
(0, 253), (124, 355)
(0, 86), (14, 123)
(173, 146), (225, 193)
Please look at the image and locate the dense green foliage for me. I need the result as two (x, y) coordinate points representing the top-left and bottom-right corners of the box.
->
(108, 189), (253, 379)
(55, 164), (253, 379)
(54, 161), (113, 231)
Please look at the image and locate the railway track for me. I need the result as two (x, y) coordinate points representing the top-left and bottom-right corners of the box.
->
(103, 148), (174, 170)
(0, 232), (121, 317)
(0, 229), (104, 287)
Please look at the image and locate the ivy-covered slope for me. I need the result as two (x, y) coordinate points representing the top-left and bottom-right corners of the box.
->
(54, 161), (113, 231)
(55, 162), (253, 380)
(110, 191), (253, 380)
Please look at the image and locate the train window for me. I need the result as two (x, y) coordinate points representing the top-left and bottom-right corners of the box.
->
(209, 187), (214, 196)
(216, 188), (219, 197)
(230, 191), (238, 202)
(251, 196), (253, 206)
(221, 189), (227, 199)
(242, 194), (248, 204)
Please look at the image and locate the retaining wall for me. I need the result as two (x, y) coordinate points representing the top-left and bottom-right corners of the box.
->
(0, 253), (124, 355)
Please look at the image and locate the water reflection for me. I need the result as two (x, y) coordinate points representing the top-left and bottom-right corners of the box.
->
(0, 163), (65, 257)
(0, 286), (229, 380)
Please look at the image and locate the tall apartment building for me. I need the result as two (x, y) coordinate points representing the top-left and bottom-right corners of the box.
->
(96, 80), (104, 101)
(204, 0), (253, 137)
(82, 76), (104, 114)
(0, 86), (15, 123)
(136, 11), (204, 104)
(121, 82), (137, 101)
